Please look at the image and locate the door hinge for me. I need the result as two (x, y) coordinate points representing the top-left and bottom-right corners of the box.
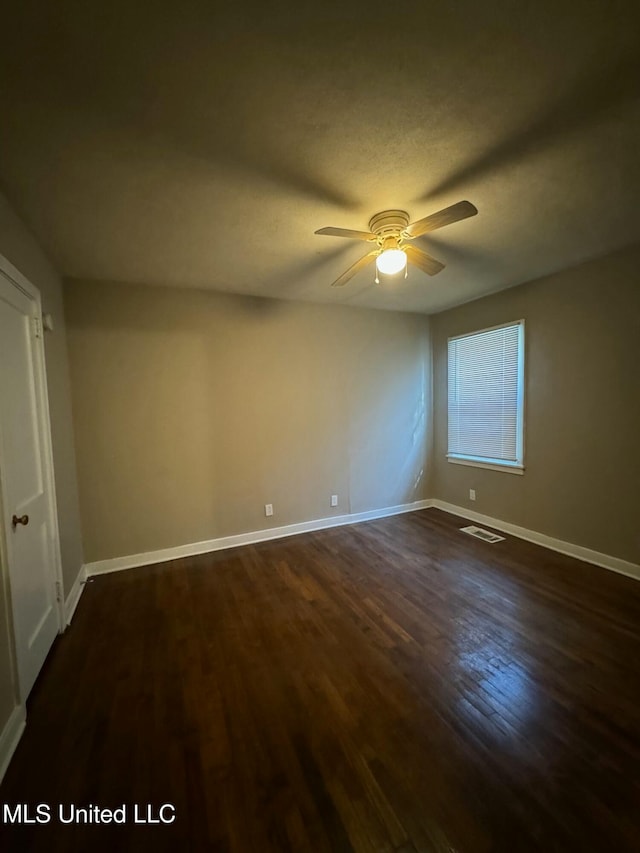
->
(32, 316), (42, 339)
(55, 580), (62, 603)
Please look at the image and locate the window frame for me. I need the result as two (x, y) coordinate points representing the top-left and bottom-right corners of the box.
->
(446, 319), (525, 475)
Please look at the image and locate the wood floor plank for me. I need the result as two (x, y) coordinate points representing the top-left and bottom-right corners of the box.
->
(1, 508), (640, 851)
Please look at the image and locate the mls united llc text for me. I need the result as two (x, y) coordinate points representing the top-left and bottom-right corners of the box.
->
(2, 803), (176, 825)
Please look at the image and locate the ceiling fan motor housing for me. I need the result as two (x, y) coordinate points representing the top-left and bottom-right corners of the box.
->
(368, 210), (410, 241)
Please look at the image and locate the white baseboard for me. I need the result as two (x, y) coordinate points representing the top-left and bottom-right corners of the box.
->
(63, 564), (88, 626)
(83, 497), (639, 583)
(0, 704), (26, 785)
(85, 499), (433, 577)
(430, 499), (640, 581)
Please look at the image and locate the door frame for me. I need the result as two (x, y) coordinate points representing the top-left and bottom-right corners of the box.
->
(0, 252), (65, 682)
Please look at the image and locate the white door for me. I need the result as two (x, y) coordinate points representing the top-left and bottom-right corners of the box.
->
(0, 262), (62, 700)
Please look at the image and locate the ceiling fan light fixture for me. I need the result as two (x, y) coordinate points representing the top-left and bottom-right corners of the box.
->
(376, 248), (407, 276)
(316, 202), (477, 287)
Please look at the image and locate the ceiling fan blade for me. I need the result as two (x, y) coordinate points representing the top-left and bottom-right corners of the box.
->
(405, 245), (445, 276)
(405, 200), (478, 238)
(315, 226), (377, 241)
(330, 250), (378, 287)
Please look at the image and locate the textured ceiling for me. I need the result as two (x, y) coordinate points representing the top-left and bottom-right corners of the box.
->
(1, 0), (639, 313)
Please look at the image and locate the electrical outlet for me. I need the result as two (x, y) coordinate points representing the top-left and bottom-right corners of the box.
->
(331, 494), (339, 507)
(265, 503), (273, 517)
(469, 489), (476, 501)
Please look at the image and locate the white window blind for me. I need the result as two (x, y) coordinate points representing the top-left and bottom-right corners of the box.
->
(447, 321), (524, 470)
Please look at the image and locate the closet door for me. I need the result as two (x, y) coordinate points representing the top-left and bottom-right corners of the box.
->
(0, 264), (62, 699)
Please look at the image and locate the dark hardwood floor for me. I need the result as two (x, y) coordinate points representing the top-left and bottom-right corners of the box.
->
(2, 507), (640, 852)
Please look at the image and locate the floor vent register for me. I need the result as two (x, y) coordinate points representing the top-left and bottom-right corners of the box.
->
(460, 525), (505, 543)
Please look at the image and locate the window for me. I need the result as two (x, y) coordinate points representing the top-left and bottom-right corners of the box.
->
(447, 320), (524, 473)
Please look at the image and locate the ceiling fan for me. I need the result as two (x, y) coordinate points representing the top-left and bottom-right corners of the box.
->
(315, 200), (478, 287)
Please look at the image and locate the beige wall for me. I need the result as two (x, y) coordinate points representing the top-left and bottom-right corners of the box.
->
(65, 281), (431, 563)
(432, 243), (640, 565)
(0, 190), (84, 737)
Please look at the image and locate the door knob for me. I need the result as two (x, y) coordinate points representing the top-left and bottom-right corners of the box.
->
(12, 514), (29, 528)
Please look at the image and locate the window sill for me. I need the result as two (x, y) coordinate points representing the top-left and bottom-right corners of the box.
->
(446, 455), (524, 475)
